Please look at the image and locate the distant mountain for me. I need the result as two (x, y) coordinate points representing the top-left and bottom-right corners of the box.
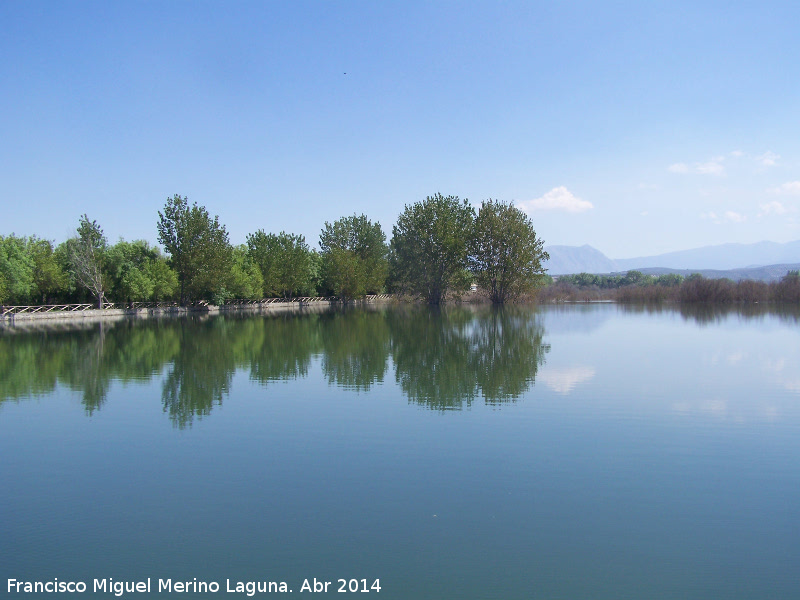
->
(543, 245), (618, 275)
(614, 240), (800, 271)
(544, 240), (800, 275)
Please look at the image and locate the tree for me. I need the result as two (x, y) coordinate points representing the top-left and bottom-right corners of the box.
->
(105, 239), (178, 303)
(775, 270), (800, 303)
(157, 195), (232, 304)
(69, 215), (107, 308)
(227, 245), (264, 300)
(246, 230), (313, 299)
(319, 214), (388, 301)
(28, 237), (67, 304)
(390, 193), (475, 304)
(0, 235), (35, 304)
(323, 247), (366, 301)
(468, 200), (549, 304)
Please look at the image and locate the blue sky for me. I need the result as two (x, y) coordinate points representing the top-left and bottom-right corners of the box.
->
(2, 1), (799, 258)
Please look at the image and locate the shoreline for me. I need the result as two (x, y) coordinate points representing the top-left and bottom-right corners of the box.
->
(0, 299), (373, 328)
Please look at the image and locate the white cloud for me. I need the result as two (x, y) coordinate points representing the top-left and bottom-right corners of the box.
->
(516, 186), (593, 213)
(729, 150), (744, 158)
(757, 151), (780, 167)
(759, 201), (789, 216)
(701, 210), (746, 224)
(668, 157), (725, 176)
(769, 181), (800, 195)
(724, 211), (746, 223)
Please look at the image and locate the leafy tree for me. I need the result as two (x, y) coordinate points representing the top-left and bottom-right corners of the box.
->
(28, 236), (67, 304)
(308, 250), (323, 296)
(157, 195), (232, 304)
(655, 273), (684, 287)
(69, 215), (107, 308)
(322, 248), (366, 301)
(319, 214), (388, 299)
(775, 270), (800, 303)
(146, 258), (179, 301)
(227, 245), (264, 300)
(246, 229), (280, 296)
(105, 239), (178, 303)
(468, 200), (549, 303)
(276, 233), (314, 298)
(621, 270), (651, 286)
(390, 193), (475, 304)
(246, 230), (313, 299)
(0, 234), (35, 304)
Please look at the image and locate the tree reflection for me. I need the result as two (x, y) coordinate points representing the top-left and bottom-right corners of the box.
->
(161, 317), (237, 428)
(0, 320), (180, 414)
(469, 306), (549, 404)
(319, 308), (390, 391)
(244, 314), (320, 384)
(388, 305), (549, 409)
(2, 305), (552, 420)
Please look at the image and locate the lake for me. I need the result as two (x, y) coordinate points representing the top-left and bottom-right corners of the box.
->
(1, 304), (799, 599)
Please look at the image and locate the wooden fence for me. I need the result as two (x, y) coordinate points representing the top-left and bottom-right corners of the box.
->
(1, 295), (393, 318)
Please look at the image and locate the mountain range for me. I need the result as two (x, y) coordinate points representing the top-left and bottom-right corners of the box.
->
(544, 240), (800, 281)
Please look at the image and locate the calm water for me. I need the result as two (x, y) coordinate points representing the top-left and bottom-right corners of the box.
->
(1, 304), (799, 599)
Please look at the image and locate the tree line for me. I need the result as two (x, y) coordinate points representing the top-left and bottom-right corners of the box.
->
(543, 270), (800, 303)
(1, 193), (549, 307)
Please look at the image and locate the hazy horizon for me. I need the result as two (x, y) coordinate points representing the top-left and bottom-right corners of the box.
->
(2, 2), (799, 257)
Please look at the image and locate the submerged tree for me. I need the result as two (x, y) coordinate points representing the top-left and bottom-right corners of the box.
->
(390, 194), (475, 304)
(469, 200), (549, 304)
(157, 195), (232, 304)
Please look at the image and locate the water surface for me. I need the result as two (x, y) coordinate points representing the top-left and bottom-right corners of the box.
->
(1, 304), (799, 599)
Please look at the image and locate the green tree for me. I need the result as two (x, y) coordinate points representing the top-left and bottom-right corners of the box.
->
(69, 215), (107, 308)
(145, 257), (179, 301)
(775, 270), (800, 303)
(277, 233), (314, 298)
(322, 248), (366, 301)
(655, 273), (684, 287)
(157, 195), (232, 304)
(319, 214), (388, 300)
(390, 193), (475, 304)
(0, 234), (35, 304)
(246, 230), (313, 299)
(227, 245), (264, 300)
(28, 236), (67, 304)
(105, 239), (178, 303)
(469, 200), (549, 304)
(246, 229), (280, 295)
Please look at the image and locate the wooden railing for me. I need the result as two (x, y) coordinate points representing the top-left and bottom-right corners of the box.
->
(1, 295), (393, 318)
